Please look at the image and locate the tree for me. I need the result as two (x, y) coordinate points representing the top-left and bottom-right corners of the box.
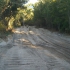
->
(28, 0), (70, 33)
(0, 0), (28, 30)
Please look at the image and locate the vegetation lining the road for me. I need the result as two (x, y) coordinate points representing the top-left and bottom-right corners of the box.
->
(25, 0), (70, 33)
(0, 0), (70, 34)
(0, 0), (28, 38)
(0, 30), (12, 39)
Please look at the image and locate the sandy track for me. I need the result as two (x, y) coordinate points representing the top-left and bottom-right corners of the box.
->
(0, 26), (70, 70)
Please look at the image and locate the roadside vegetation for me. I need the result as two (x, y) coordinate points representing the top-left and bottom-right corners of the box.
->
(0, 0), (28, 38)
(0, 0), (70, 37)
(26, 0), (70, 33)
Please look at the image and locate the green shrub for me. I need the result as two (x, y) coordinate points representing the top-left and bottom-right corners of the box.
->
(0, 21), (6, 31)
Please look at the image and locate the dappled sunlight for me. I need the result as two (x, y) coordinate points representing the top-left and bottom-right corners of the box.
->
(13, 38), (31, 46)
(13, 30), (25, 34)
(19, 39), (29, 43)
(8, 17), (15, 30)
(12, 28), (39, 36)
(29, 31), (35, 34)
(53, 0), (56, 2)
(29, 44), (44, 49)
(30, 45), (37, 48)
(27, 0), (38, 4)
(29, 30), (40, 35)
(12, 29), (27, 34)
(19, 4), (34, 21)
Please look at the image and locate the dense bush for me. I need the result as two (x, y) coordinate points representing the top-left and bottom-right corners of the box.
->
(25, 0), (70, 33)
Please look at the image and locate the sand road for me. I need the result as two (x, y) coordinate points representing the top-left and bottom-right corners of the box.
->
(0, 26), (70, 70)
